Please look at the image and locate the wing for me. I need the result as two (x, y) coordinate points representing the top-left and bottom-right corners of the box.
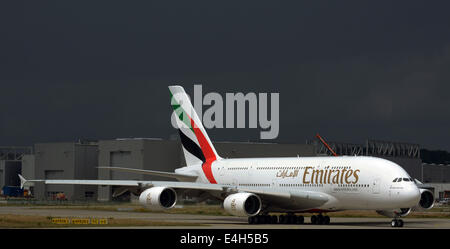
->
(97, 166), (198, 182)
(19, 174), (223, 191)
(19, 175), (328, 211)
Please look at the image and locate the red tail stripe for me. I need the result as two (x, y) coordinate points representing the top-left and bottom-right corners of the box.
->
(188, 114), (217, 184)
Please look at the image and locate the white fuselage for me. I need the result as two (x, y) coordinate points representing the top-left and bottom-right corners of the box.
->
(178, 156), (421, 212)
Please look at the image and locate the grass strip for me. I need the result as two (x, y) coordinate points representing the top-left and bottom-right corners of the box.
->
(0, 214), (205, 228)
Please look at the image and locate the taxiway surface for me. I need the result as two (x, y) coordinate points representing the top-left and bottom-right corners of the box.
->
(0, 206), (448, 229)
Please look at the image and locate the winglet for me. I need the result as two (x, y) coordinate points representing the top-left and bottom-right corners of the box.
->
(18, 174), (27, 189)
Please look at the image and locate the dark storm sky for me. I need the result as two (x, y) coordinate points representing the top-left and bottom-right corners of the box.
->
(1, 1), (450, 150)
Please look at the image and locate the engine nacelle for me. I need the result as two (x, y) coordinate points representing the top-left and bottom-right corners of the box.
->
(139, 187), (177, 210)
(223, 193), (262, 217)
(413, 188), (434, 211)
(376, 208), (411, 218)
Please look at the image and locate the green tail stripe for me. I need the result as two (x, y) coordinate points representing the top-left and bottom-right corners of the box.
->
(169, 90), (194, 133)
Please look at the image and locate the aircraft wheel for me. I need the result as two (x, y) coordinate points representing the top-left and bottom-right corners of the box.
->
(391, 219), (404, 227)
(288, 215), (296, 224)
(311, 215), (317, 224)
(317, 215), (325, 225)
(271, 215), (278, 224)
(324, 216), (330, 225)
(259, 215), (266, 224)
(284, 215), (290, 224)
(264, 215), (271, 224)
(391, 219), (397, 227)
(248, 216), (255, 224)
(279, 215), (286, 224)
(261, 215), (269, 224)
(296, 216), (304, 224)
(254, 216), (260, 224)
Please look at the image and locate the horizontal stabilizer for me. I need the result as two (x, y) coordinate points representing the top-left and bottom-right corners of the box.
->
(19, 174), (27, 189)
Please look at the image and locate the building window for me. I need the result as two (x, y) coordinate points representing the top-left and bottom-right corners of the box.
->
(85, 191), (95, 199)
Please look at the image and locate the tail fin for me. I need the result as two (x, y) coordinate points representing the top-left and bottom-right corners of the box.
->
(18, 174), (27, 189)
(169, 86), (221, 169)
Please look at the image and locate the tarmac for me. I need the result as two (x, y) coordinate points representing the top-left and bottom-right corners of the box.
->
(0, 206), (449, 229)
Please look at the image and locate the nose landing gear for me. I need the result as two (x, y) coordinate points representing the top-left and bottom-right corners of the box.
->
(391, 219), (404, 227)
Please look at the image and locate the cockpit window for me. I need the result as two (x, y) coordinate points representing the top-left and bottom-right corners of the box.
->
(393, 177), (414, 183)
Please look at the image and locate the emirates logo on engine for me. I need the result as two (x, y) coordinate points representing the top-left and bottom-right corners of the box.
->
(146, 194), (152, 203)
(231, 199), (236, 211)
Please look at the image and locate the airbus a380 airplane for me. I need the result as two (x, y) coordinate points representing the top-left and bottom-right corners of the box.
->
(19, 86), (435, 227)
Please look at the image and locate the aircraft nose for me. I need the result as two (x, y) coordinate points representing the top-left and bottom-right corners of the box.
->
(400, 185), (421, 207)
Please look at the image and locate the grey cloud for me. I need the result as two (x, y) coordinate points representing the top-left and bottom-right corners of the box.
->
(1, 1), (450, 151)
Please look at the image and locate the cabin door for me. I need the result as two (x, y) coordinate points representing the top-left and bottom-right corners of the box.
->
(372, 178), (380, 194)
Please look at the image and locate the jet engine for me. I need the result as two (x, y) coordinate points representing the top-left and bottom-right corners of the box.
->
(139, 187), (177, 210)
(413, 188), (434, 211)
(376, 208), (411, 218)
(223, 193), (262, 217)
(377, 189), (435, 217)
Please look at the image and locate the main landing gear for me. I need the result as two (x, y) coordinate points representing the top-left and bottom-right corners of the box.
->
(278, 214), (304, 224)
(391, 219), (404, 227)
(248, 214), (304, 224)
(248, 213), (331, 225)
(310, 214), (331, 225)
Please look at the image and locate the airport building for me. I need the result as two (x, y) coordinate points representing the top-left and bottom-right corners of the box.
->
(2, 138), (450, 201)
(33, 142), (98, 200)
(0, 147), (34, 197)
(97, 138), (183, 201)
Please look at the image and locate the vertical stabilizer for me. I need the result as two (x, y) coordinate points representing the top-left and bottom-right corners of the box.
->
(169, 85), (221, 183)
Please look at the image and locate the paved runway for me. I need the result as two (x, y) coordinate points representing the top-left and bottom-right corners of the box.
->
(0, 206), (449, 229)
